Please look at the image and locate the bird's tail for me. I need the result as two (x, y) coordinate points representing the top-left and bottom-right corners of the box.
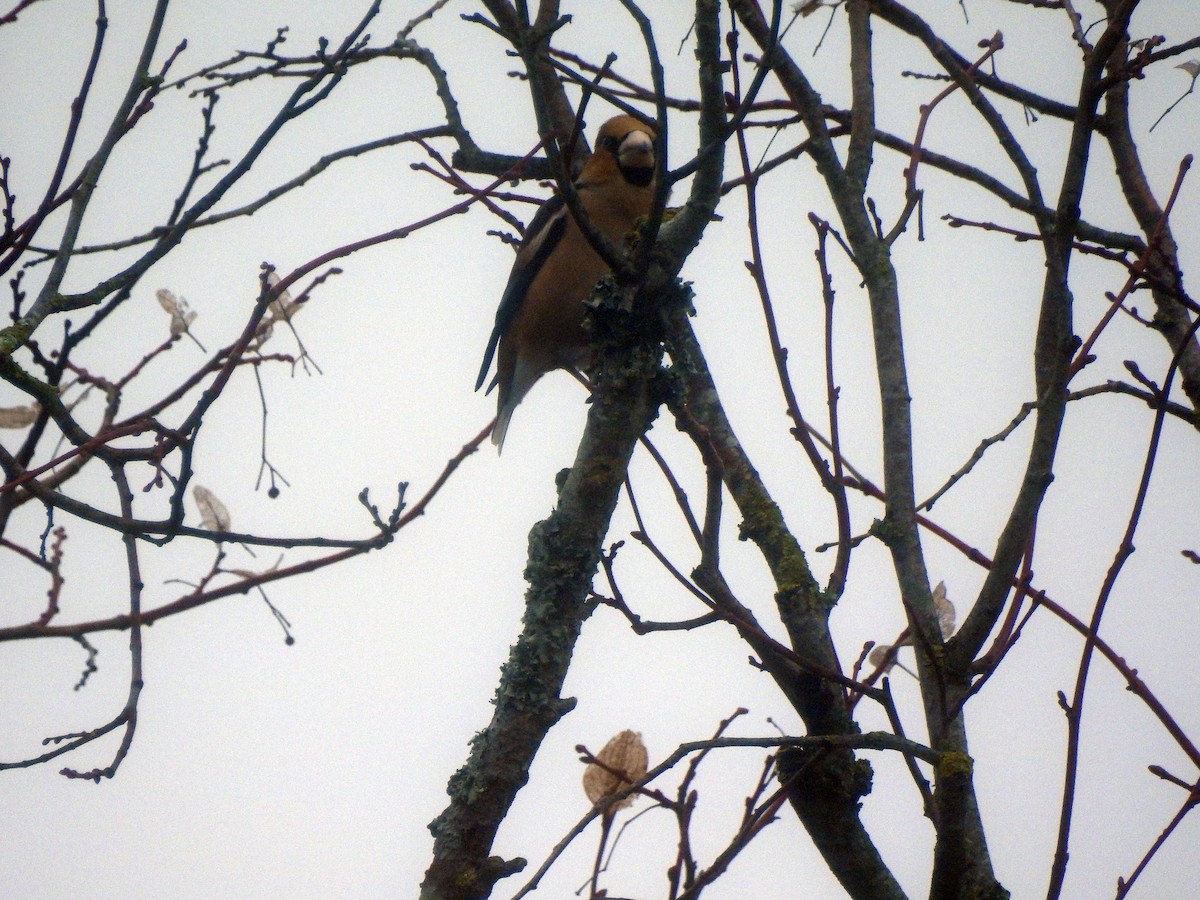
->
(491, 358), (542, 453)
(491, 403), (516, 452)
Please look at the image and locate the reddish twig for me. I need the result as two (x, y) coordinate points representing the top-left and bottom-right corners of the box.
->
(0, 421), (152, 495)
(884, 31), (1005, 245)
(0, 422), (489, 644)
(1049, 304), (1200, 897)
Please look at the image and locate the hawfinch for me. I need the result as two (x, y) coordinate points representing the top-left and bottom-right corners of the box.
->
(475, 114), (657, 450)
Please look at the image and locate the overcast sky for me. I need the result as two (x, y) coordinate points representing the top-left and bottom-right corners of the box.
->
(2, 2), (1199, 898)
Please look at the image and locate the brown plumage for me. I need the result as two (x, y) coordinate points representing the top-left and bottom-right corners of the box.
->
(476, 115), (657, 451)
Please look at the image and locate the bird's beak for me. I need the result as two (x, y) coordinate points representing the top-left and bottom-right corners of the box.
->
(617, 130), (655, 170)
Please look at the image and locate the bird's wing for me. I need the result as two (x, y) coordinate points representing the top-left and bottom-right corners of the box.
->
(475, 193), (569, 392)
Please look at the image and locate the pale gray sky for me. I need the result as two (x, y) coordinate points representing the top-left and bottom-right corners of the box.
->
(2, 2), (1199, 897)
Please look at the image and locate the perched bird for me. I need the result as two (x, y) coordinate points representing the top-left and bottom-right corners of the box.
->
(475, 114), (657, 451)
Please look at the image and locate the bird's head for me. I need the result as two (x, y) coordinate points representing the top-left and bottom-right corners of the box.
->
(593, 115), (657, 188)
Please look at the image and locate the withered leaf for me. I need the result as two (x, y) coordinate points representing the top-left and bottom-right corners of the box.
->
(583, 730), (648, 813)
(193, 485), (231, 532)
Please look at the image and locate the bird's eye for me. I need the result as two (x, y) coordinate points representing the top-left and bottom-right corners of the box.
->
(600, 135), (621, 153)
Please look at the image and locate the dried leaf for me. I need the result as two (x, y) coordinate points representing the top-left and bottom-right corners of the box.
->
(265, 271), (298, 321)
(251, 319), (275, 348)
(229, 560), (282, 580)
(793, 0), (823, 16)
(253, 272), (301, 348)
(868, 644), (897, 672)
(868, 585), (952, 677)
(1176, 60), (1200, 78)
(0, 403), (39, 428)
(582, 730), (648, 813)
(157, 288), (197, 336)
(193, 485), (231, 532)
(933, 581), (956, 638)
